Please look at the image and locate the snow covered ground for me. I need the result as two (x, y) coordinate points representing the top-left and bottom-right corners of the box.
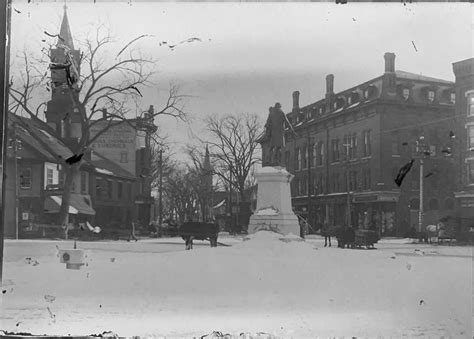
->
(0, 232), (472, 338)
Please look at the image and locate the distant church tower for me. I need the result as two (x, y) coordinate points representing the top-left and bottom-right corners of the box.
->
(45, 5), (82, 146)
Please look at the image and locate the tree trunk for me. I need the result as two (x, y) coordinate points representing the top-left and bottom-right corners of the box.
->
(58, 163), (79, 239)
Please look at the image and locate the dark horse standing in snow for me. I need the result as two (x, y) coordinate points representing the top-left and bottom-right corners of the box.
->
(179, 221), (219, 250)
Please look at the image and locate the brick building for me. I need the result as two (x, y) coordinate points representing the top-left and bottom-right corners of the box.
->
(262, 53), (457, 236)
(452, 58), (474, 236)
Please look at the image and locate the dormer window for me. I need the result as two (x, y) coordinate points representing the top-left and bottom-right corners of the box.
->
(428, 90), (435, 102)
(319, 107), (323, 115)
(333, 101), (337, 109)
(450, 93), (456, 104)
(403, 88), (410, 100)
(364, 89), (369, 99)
(347, 96), (352, 105)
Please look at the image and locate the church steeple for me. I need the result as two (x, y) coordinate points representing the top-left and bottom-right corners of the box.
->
(203, 144), (211, 172)
(59, 4), (74, 50)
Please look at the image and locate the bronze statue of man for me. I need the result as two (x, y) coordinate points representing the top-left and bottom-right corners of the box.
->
(260, 103), (294, 167)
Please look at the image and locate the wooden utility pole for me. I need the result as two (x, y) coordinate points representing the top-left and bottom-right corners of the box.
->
(0, 0), (12, 283)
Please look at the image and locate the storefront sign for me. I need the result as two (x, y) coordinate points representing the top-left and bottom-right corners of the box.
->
(460, 198), (474, 208)
(354, 195), (378, 203)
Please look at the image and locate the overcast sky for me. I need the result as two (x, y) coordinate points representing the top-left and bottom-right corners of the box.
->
(10, 1), (474, 154)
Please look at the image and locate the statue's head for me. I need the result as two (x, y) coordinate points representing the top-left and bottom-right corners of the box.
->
(275, 102), (282, 109)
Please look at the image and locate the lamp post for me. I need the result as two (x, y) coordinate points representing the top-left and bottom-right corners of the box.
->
(416, 136), (428, 233)
(306, 132), (312, 232)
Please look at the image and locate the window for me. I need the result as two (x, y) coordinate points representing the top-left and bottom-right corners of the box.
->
(96, 178), (102, 198)
(468, 162), (474, 185)
(363, 130), (372, 157)
(317, 142), (324, 166)
(312, 144), (317, 167)
(294, 178), (299, 196)
(117, 181), (123, 200)
(302, 146), (308, 169)
(450, 93), (455, 104)
(296, 148), (301, 170)
(45, 168), (53, 187)
(80, 171), (87, 193)
(363, 168), (371, 190)
(468, 95), (474, 117)
(332, 139), (340, 162)
(285, 151), (291, 169)
(107, 180), (113, 199)
(468, 125), (474, 148)
(403, 88), (410, 100)
(120, 151), (128, 163)
(428, 90), (435, 102)
(20, 168), (32, 189)
(364, 89), (369, 99)
(301, 177), (307, 196)
(350, 133), (357, 159)
(347, 96), (352, 105)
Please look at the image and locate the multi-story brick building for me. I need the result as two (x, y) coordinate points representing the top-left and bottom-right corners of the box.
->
(452, 58), (474, 237)
(263, 52), (457, 236)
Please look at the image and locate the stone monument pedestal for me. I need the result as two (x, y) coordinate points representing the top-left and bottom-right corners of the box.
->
(248, 166), (300, 236)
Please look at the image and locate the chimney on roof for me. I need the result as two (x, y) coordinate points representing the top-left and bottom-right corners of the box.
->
(292, 91), (300, 111)
(384, 52), (396, 73)
(326, 74), (334, 95)
(383, 52), (397, 98)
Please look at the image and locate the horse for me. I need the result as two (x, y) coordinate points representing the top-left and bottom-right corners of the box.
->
(425, 223), (444, 244)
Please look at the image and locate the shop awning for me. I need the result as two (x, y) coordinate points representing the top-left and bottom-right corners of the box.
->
(44, 195), (96, 215)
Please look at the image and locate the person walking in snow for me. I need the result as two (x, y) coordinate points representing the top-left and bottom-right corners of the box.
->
(322, 223), (331, 247)
(128, 220), (138, 242)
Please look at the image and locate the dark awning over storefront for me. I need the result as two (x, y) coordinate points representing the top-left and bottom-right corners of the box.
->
(44, 194), (96, 215)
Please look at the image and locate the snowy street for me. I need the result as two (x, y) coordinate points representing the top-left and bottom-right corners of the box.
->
(0, 233), (472, 338)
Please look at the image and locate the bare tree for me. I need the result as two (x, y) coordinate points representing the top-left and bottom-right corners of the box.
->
(9, 30), (188, 233)
(201, 113), (262, 203)
(163, 164), (200, 224)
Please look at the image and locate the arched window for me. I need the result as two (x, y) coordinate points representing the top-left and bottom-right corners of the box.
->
(409, 198), (420, 210)
(428, 198), (439, 211)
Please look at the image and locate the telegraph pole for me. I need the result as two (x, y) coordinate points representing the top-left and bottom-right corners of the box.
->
(0, 0), (12, 283)
(12, 124), (18, 240)
(306, 131), (312, 233)
(343, 142), (352, 229)
(416, 136), (427, 233)
(228, 164), (233, 234)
